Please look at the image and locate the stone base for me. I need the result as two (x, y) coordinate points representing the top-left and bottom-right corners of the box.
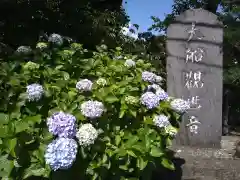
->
(152, 136), (240, 180)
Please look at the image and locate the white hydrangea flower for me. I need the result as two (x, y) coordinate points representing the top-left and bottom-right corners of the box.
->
(80, 100), (104, 118)
(76, 79), (93, 91)
(36, 42), (48, 49)
(125, 96), (139, 105)
(16, 46), (32, 53)
(170, 98), (190, 113)
(153, 114), (170, 128)
(76, 123), (98, 146)
(124, 59), (136, 67)
(165, 126), (178, 137)
(155, 75), (163, 83)
(48, 33), (63, 45)
(26, 83), (44, 101)
(96, 78), (107, 86)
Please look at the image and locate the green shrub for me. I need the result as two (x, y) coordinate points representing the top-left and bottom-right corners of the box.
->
(0, 35), (190, 180)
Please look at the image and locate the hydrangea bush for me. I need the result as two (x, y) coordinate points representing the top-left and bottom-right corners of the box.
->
(0, 34), (190, 179)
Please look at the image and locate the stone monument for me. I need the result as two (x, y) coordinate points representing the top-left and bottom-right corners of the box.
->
(166, 8), (223, 147)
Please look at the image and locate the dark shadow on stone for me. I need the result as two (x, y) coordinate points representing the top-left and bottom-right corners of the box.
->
(152, 150), (186, 180)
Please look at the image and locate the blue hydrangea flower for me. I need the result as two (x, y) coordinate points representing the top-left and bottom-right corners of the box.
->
(26, 83), (44, 101)
(80, 100), (104, 118)
(45, 138), (78, 171)
(47, 111), (77, 138)
(124, 59), (136, 67)
(153, 114), (170, 128)
(140, 92), (160, 109)
(156, 89), (168, 101)
(147, 84), (168, 101)
(76, 123), (98, 146)
(48, 33), (63, 45)
(170, 98), (190, 113)
(142, 71), (157, 83)
(76, 79), (93, 91)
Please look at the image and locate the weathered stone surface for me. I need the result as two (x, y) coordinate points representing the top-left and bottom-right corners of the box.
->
(153, 137), (240, 180)
(166, 8), (223, 147)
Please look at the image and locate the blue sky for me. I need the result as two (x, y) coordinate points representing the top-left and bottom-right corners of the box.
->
(123, 0), (173, 32)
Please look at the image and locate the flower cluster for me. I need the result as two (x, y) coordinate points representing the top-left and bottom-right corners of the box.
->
(36, 42), (48, 49)
(140, 92), (160, 109)
(142, 71), (162, 84)
(48, 33), (63, 45)
(26, 83), (44, 101)
(170, 98), (190, 113)
(153, 114), (170, 128)
(124, 59), (136, 67)
(45, 138), (78, 171)
(16, 46), (32, 54)
(125, 96), (139, 105)
(96, 78), (107, 86)
(47, 111), (77, 138)
(45, 110), (99, 170)
(76, 79), (93, 91)
(23, 61), (40, 70)
(80, 100), (104, 118)
(76, 124), (98, 146)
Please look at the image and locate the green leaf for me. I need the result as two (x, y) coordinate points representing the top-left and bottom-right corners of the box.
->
(131, 144), (145, 153)
(119, 109), (125, 118)
(7, 138), (17, 157)
(62, 71), (70, 80)
(15, 121), (29, 133)
(0, 126), (8, 138)
(0, 113), (9, 124)
(137, 157), (148, 170)
(105, 95), (119, 103)
(161, 157), (175, 170)
(125, 136), (139, 147)
(24, 115), (42, 124)
(150, 146), (163, 157)
(127, 150), (137, 157)
(115, 135), (121, 146)
(0, 155), (14, 177)
(23, 163), (49, 179)
(129, 110), (137, 117)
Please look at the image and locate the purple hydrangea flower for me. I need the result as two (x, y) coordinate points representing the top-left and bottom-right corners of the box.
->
(153, 114), (170, 128)
(142, 71), (157, 83)
(47, 111), (77, 138)
(45, 138), (78, 171)
(147, 84), (168, 101)
(76, 79), (93, 91)
(156, 89), (168, 101)
(140, 92), (160, 109)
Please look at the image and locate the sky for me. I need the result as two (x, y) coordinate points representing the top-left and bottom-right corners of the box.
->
(123, 0), (174, 33)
